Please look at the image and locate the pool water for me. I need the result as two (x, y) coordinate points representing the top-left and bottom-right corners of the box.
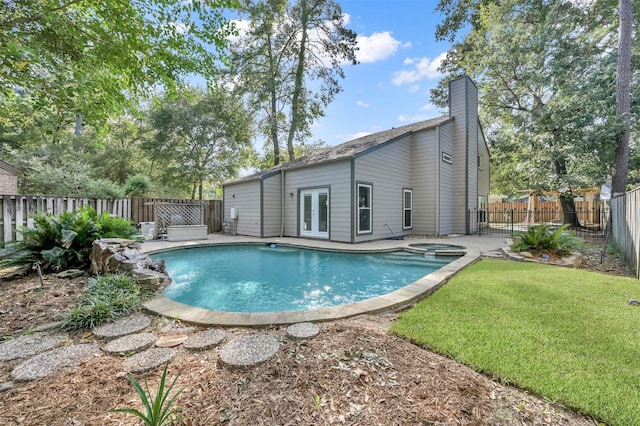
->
(153, 245), (456, 313)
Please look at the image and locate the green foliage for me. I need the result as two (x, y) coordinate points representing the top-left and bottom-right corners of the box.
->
(125, 175), (151, 197)
(63, 274), (150, 330)
(432, 0), (639, 196)
(146, 86), (254, 199)
(226, 0), (357, 166)
(17, 205), (137, 271)
(111, 364), (186, 426)
(512, 223), (584, 256)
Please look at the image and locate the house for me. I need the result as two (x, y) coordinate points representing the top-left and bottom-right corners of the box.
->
(0, 160), (20, 194)
(223, 75), (490, 242)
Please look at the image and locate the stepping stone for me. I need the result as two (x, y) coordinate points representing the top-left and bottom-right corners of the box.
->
(11, 344), (100, 382)
(102, 333), (157, 355)
(286, 322), (320, 340)
(32, 321), (64, 332)
(155, 334), (188, 347)
(159, 323), (196, 335)
(93, 315), (151, 339)
(183, 329), (226, 351)
(122, 347), (176, 374)
(0, 381), (13, 392)
(0, 333), (66, 362)
(219, 334), (280, 368)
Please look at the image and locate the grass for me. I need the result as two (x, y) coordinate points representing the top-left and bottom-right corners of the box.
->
(391, 258), (640, 425)
(63, 274), (151, 330)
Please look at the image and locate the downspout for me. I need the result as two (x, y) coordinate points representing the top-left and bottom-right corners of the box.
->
(435, 126), (441, 236)
(280, 170), (285, 237)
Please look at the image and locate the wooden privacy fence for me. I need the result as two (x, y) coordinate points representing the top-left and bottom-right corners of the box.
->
(0, 195), (222, 243)
(487, 201), (602, 226)
(610, 188), (640, 280)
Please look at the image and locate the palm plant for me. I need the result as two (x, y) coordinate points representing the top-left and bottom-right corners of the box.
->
(512, 223), (584, 256)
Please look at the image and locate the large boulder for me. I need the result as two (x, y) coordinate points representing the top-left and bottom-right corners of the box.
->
(90, 239), (171, 290)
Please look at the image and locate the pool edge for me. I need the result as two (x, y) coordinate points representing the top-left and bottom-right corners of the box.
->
(142, 244), (481, 327)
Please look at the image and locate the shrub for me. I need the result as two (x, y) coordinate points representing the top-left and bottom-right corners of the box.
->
(125, 174), (151, 197)
(111, 363), (186, 426)
(15, 205), (137, 271)
(512, 223), (585, 256)
(63, 274), (150, 330)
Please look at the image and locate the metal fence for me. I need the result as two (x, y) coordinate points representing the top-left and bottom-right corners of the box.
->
(470, 206), (607, 241)
(610, 187), (640, 280)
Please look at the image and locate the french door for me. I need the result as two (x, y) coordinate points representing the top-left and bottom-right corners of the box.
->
(300, 188), (329, 238)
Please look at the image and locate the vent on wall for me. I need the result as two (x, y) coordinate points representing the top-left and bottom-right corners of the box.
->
(442, 152), (453, 165)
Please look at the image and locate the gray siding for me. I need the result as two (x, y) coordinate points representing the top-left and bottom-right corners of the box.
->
(283, 161), (352, 242)
(354, 136), (412, 242)
(477, 128), (490, 197)
(438, 121), (456, 235)
(223, 180), (261, 237)
(410, 129), (438, 235)
(262, 174), (282, 237)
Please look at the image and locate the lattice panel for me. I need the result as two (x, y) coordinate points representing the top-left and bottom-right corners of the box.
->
(154, 202), (204, 236)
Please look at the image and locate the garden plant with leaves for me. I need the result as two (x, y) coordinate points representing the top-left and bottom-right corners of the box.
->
(512, 223), (585, 257)
(111, 364), (186, 426)
(2, 205), (137, 271)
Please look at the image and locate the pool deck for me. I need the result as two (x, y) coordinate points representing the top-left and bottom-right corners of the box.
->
(141, 234), (507, 327)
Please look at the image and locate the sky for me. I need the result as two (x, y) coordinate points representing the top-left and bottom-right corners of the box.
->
(308, 0), (454, 146)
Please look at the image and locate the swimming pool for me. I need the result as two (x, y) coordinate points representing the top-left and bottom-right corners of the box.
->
(153, 244), (457, 313)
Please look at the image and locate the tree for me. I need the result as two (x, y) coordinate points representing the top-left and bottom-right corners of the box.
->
(611, 0), (632, 196)
(0, 0), (236, 129)
(227, 0), (357, 167)
(432, 0), (638, 225)
(146, 87), (254, 199)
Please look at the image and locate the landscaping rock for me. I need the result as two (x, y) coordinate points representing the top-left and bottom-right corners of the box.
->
(286, 322), (320, 340)
(0, 333), (66, 362)
(102, 333), (157, 355)
(155, 334), (188, 347)
(11, 344), (100, 382)
(159, 323), (196, 335)
(122, 347), (176, 374)
(32, 321), (65, 332)
(219, 334), (279, 368)
(0, 265), (31, 280)
(90, 238), (171, 289)
(93, 315), (151, 339)
(183, 329), (226, 351)
(0, 381), (13, 392)
(56, 269), (85, 279)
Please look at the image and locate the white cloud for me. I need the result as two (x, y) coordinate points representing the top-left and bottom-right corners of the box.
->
(355, 100), (370, 108)
(391, 52), (447, 86)
(408, 85), (421, 93)
(356, 31), (405, 63)
(420, 103), (436, 112)
(342, 131), (373, 141)
(397, 111), (440, 123)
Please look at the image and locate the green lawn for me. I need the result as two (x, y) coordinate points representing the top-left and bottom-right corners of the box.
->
(391, 258), (640, 425)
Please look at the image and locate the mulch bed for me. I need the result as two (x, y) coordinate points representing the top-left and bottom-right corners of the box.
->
(0, 253), (624, 425)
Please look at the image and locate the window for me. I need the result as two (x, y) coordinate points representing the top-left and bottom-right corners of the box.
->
(442, 151), (452, 164)
(477, 154), (483, 170)
(357, 183), (372, 233)
(403, 189), (412, 229)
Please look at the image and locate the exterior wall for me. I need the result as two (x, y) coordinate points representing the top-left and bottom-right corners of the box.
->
(438, 121), (456, 235)
(410, 129), (438, 235)
(283, 160), (352, 242)
(261, 174), (282, 237)
(448, 75), (478, 234)
(354, 136), (412, 242)
(223, 180), (261, 237)
(0, 167), (18, 194)
(477, 129), (491, 197)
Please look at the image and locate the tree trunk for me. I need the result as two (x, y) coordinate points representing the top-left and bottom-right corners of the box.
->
(286, 0), (309, 162)
(554, 157), (581, 227)
(611, 0), (632, 196)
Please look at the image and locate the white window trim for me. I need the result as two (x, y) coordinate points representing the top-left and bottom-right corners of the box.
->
(357, 183), (372, 234)
(403, 188), (413, 229)
(442, 151), (452, 164)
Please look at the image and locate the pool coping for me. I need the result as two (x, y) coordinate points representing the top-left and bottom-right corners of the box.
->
(141, 240), (481, 327)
